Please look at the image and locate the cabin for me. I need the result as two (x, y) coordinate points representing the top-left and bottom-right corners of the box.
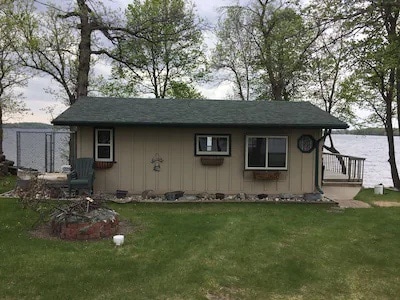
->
(52, 97), (348, 196)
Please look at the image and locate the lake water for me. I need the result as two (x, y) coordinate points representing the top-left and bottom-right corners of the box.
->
(3, 127), (71, 173)
(325, 134), (400, 188)
(2, 128), (400, 187)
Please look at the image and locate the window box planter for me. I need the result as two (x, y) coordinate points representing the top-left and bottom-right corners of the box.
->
(253, 171), (280, 180)
(200, 157), (224, 166)
(95, 161), (114, 169)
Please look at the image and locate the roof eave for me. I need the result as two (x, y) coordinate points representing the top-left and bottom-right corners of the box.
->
(52, 120), (348, 129)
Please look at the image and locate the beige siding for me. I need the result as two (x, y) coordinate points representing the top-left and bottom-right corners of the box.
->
(77, 126), (321, 195)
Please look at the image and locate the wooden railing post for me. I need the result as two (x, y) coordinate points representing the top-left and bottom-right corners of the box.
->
(322, 152), (365, 183)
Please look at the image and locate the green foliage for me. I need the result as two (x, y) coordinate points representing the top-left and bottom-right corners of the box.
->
(319, 0), (400, 187)
(213, 1), (318, 101)
(0, 175), (16, 194)
(2, 201), (400, 298)
(0, 0), (31, 119)
(108, 0), (206, 98)
(167, 81), (203, 99)
(95, 74), (138, 98)
(212, 5), (256, 100)
(15, 4), (79, 105)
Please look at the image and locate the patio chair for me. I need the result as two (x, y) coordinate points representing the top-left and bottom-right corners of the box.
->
(68, 158), (95, 197)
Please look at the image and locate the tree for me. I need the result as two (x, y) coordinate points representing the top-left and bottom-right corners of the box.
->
(16, 0), (120, 105)
(59, 0), (126, 102)
(168, 81), (203, 99)
(212, 5), (256, 101)
(212, 0), (322, 101)
(325, 0), (400, 188)
(305, 25), (358, 156)
(17, 3), (79, 105)
(106, 0), (206, 98)
(0, 0), (30, 158)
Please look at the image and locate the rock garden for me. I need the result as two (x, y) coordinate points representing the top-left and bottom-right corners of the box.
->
(109, 189), (334, 204)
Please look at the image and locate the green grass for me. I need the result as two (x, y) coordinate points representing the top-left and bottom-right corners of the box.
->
(0, 175), (16, 194)
(2, 200), (400, 299)
(354, 187), (400, 205)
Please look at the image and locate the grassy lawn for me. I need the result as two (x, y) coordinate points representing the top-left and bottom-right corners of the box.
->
(1, 200), (400, 299)
(0, 175), (16, 194)
(354, 187), (400, 205)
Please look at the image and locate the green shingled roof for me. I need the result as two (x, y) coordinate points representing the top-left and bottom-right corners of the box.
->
(52, 97), (348, 129)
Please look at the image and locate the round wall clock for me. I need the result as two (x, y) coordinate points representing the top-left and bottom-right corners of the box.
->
(297, 135), (316, 153)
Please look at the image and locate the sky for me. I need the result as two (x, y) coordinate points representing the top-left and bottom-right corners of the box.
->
(9, 0), (237, 124)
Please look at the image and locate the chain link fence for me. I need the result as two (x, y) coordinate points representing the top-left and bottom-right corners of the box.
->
(16, 130), (76, 172)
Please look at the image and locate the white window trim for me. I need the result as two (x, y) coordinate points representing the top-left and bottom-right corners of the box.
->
(245, 135), (288, 170)
(95, 128), (114, 162)
(195, 134), (230, 156)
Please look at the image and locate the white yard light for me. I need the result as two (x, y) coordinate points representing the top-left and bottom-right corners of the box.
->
(113, 235), (124, 246)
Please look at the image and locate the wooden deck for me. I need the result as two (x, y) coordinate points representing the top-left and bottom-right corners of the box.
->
(323, 153), (365, 187)
(323, 170), (363, 186)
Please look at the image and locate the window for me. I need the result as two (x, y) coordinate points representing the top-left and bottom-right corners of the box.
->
(195, 134), (231, 156)
(94, 128), (114, 162)
(245, 136), (287, 170)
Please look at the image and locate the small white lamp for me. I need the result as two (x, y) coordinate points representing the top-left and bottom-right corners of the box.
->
(113, 235), (124, 246)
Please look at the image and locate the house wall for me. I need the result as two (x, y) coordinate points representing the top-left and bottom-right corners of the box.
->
(76, 126), (322, 195)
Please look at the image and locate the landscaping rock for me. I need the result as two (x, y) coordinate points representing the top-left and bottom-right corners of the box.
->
(142, 189), (156, 199)
(164, 191), (184, 201)
(196, 192), (209, 199)
(280, 193), (293, 200)
(111, 197), (132, 204)
(235, 193), (247, 201)
(116, 190), (128, 198)
(257, 193), (268, 200)
(303, 193), (323, 201)
(177, 195), (197, 201)
(215, 193), (225, 200)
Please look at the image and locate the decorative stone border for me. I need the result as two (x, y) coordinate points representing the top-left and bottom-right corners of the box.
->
(108, 192), (336, 205)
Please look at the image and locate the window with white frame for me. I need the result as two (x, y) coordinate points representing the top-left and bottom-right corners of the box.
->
(245, 136), (288, 170)
(94, 128), (114, 162)
(195, 134), (230, 156)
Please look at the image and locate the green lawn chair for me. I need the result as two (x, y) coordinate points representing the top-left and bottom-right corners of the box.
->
(68, 158), (95, 197)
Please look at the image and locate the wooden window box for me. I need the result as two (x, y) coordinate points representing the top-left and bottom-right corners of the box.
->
(253, 171), (280, 180)
(200, 157), (224, 166)
(95, 161), (114, 169)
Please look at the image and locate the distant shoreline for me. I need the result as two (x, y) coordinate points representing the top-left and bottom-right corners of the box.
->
(3, 123), (53, 129)
(334, 128), (399, 136)
(4, 123), (399, 136)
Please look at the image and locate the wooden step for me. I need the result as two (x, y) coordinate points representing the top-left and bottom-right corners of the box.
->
(323, 180), (363, 187)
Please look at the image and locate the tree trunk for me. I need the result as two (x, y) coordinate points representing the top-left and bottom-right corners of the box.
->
(385, 129), (400, 188)
(75, 0), (91, 103)
(396, 68), (400, 135)
(271, 80), (284, 101)
(0, 102), (3, 157)
(323, 131), (347, 174)
(385, 119), (400, 189)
